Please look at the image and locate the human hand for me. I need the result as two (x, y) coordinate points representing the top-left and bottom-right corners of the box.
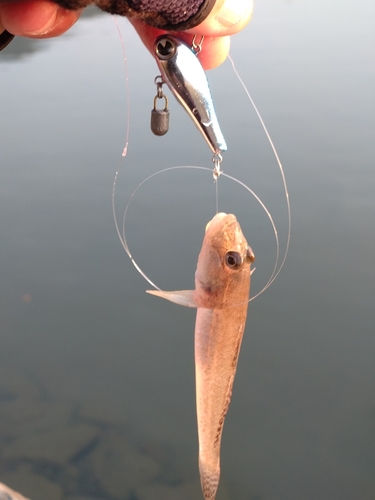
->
(0, 0), (253, 68)
(0, 0), (82, 39)
(131, 0), (253, 70)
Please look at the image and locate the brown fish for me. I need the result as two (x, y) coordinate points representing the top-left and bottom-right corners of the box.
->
(147, 212), (254, 500)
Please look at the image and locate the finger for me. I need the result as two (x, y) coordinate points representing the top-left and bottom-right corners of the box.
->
(130, 18), (230, 70)
(0, 0), (81, 37)
(185, 0), (254, 37)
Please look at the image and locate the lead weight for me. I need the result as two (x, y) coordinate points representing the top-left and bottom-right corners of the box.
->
(151, 95), (169, 136)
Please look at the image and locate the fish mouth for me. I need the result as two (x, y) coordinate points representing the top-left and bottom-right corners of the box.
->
(205, 213), (241, 244)
(205, 212), (228, 233)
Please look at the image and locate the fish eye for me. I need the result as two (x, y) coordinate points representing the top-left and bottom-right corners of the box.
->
(225, 251), (242, 269)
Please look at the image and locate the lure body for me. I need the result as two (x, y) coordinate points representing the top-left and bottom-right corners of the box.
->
(154, 35), (227, 154)
(147, 213), (254, 500)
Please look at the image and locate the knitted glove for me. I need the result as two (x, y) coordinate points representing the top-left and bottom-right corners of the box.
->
(56, 0), (216, 30)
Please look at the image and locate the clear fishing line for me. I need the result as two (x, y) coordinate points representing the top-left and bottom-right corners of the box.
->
(228, 54), (291, 285)
(113, 165), (279, 302)
(112, 46), (291, 302)
(113, 16), (130, 157)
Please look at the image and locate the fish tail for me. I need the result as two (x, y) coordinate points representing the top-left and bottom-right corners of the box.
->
(199, 458), (220, 500)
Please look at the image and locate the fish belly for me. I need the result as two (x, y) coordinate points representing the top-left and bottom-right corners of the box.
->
(195, 304), (247, 500)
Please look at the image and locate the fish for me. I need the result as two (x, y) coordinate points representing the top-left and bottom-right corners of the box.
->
(147, 212), (255, 500)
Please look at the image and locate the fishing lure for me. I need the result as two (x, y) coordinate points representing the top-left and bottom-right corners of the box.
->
(152, 35), (227, 156)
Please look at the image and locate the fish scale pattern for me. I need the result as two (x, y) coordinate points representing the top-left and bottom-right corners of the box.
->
(199, 459), (220, 500)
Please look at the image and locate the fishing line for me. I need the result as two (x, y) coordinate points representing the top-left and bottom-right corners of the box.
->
(215, 171), (219, 215)
(113, 16), (130, 157)
(111, 16), (131, 264)
(116, 165), (279, 301)
(228, 54), (291, 287)
(112, 38), (290, 302)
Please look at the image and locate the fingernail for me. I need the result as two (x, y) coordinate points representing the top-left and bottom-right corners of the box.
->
(27, 8), (59, 35)
(216, 0), (253, 28)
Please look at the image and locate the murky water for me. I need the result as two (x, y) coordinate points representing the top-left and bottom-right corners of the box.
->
(1, 1), (375, 499)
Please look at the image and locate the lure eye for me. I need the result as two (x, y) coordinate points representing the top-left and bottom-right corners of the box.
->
(155, 37), (176, 60)
(225, 251), (243, 269)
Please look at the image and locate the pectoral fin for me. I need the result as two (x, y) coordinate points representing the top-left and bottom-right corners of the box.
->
(146, 289), (198, 308)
